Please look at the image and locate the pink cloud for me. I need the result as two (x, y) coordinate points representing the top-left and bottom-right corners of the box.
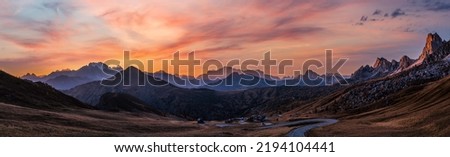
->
(0, 0), (448, 76)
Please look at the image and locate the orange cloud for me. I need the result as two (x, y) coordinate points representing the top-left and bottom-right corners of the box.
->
(0, 0), (448, 77)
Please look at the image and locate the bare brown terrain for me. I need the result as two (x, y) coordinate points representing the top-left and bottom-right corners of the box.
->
(306, 75), (450, 136)
(1, 69), (449, 137)
(1, 66), (449, 137)
(0, 69), (311, 137)
(0, 102), (306, 136)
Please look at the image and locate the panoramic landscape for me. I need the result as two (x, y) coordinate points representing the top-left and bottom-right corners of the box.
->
(0, 0), (449, 136)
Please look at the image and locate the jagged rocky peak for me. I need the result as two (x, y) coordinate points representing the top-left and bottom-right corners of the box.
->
(350, 65), (374, 80)
(373, 57), (391, 69)
(399, 55), (414, 69)
(391, 59), (399, 64)
(419, 33), (444, 60)
(354, 65), (373, 73)
(351, 32), (449, 81)
(391, 59), (399, 68)
(400, 55), (412, 61)
(362, 64), (372, 69)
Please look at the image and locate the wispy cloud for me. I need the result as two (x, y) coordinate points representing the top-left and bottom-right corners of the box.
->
(409, 0), (450, 11)
(0, 0), (449, 76)
(372, 9), (382, 15)
(391, 8), (406, 18)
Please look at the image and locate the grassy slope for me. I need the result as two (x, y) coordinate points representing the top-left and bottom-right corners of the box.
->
(307, 75), (450, 136)
(0, 102), (297, 137)
(0, 102), (200, 136)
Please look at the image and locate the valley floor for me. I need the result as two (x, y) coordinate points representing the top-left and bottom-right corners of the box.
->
(0, 102), (308, 137)
(1, 99), (448, 137)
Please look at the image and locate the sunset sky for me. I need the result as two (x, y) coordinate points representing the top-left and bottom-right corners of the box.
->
(0, 0), (449, 77)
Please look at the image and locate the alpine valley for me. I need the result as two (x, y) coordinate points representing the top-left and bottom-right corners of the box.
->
(1, 33), (449, 136)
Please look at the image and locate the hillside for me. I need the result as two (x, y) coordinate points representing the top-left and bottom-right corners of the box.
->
(308, 75), (450, 136)
(97, 93), (164, 115)
(277, 33), (450, 136)
(0, 70), (91, 110)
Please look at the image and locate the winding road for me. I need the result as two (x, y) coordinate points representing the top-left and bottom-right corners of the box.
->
(286, 119), (338, 137)
(259, 118), (338, 137)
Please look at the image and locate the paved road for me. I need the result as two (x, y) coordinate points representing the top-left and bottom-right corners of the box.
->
(216, 118), (338, 136)
(258, 118), (338, 137)
(286, 119), (338, 137)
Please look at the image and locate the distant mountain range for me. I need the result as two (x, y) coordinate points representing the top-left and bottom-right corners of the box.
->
(21, 62), (122, 90)
(201, 71), (277, 91)
(64, 66), (341, 120)
(150, 66), (345, 91)
(151, 67), (281, 91)
(1, 32), (448, 136)
(22, 58), (352, 91)
(47, 33), (450, 120)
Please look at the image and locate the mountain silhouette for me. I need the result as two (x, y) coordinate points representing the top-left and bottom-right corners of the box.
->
(0, 70), (90, 110)
(21, 62), (122, 90)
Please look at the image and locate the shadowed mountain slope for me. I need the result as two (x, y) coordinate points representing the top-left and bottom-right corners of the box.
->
(0, 70), (91, 110)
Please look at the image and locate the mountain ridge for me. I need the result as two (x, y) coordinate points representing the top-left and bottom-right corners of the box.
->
(0, 70), (91, 110)
(21, 62), (122, 90)
(351, 33), (450, 81)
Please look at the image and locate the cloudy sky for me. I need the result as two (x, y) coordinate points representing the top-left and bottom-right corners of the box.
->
(0, 0), (449, 76)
